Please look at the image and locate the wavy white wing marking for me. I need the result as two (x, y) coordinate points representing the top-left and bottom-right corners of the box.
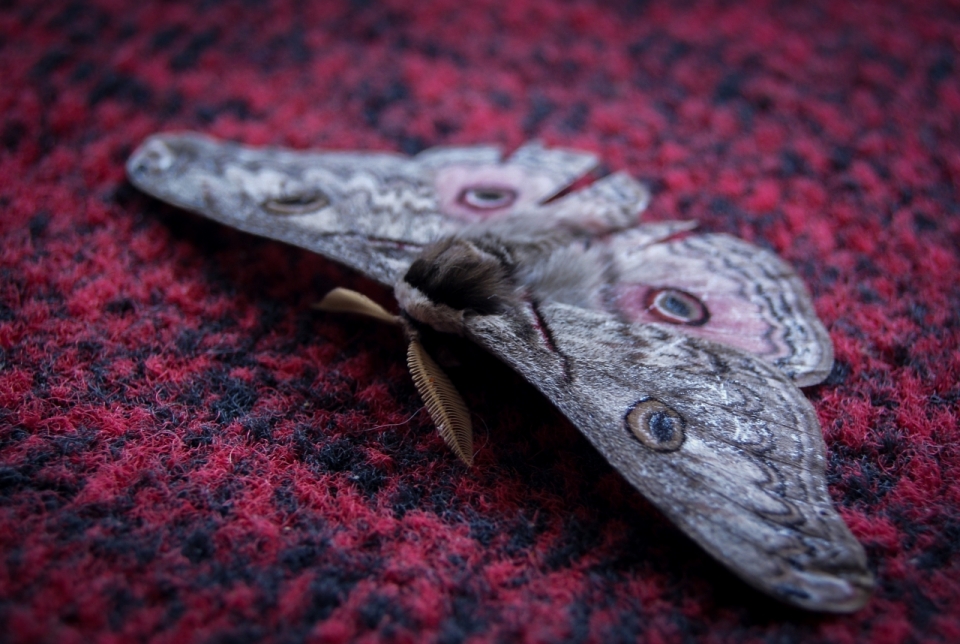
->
(463, 301), (870, 612)
(603, 231), (834, 385)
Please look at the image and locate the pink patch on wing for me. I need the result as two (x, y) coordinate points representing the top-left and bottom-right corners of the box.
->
(435, 165), (556, 222)
(613, 284), (786, 360)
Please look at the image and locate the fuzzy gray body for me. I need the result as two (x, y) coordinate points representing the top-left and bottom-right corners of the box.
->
(127, 133), (871, 612)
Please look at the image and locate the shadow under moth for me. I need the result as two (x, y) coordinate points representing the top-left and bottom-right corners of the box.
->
(127, 133), (873, 612)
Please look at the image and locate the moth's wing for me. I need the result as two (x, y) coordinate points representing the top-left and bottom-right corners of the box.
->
(463, 301), (872, 612)
(127, 132), (463, 284)
(126, 134), (628, 284)
(601, 227), (834, 386)
(424, 142), (650, 232)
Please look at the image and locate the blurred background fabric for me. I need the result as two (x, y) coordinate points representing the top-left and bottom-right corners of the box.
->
(1, 1), (959, 642)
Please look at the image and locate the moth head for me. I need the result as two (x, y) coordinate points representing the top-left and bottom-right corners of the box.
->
(395, 237), (517, 334)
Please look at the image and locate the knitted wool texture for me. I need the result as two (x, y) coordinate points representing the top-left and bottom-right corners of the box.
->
(1, 1), (959, 642)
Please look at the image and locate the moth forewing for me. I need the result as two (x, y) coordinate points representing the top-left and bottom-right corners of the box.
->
(462, 300), (872, 612)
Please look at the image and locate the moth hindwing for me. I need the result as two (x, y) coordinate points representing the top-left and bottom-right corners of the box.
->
(127, 134), (871, 612)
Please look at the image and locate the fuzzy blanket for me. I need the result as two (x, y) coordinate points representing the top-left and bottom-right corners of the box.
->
(2, 1), (959, 642)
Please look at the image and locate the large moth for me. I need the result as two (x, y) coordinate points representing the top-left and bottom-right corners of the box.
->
(126, 133), (873, 612)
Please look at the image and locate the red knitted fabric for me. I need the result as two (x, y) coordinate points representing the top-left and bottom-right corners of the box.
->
(2, 1), (959, 642)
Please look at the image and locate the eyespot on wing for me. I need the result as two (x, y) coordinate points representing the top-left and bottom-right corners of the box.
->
(625, 399), (686, 452)
(262, 190), (330, 215)
(457, 186), (518, 210)
(646, 288), (710, 326)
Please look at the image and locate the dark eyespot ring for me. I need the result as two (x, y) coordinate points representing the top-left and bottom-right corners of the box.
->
(263, 190), (330, 215)
(646, 288), (709, 326)
(625, 399), (685, 452)
(457, 186), (517, 210)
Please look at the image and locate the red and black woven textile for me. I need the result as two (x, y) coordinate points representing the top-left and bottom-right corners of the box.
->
(2, 1), (959, 642)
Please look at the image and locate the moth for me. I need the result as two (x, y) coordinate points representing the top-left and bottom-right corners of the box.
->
(126, 133), (873, 612)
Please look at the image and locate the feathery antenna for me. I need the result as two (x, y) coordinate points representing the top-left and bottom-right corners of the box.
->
(407, 337), (474, 466)
(314, 287), (401, 325)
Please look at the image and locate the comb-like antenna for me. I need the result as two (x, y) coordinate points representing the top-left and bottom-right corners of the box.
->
(318, 287), (475, 465)
(407, 337), (474, 466)
(314, 287), (401, 325)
